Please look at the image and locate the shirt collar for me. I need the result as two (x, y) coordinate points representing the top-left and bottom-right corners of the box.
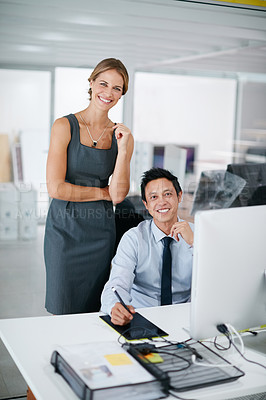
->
(151, 219), (179, 244)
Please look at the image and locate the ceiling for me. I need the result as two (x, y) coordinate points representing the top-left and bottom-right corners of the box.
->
(0, 0), (266, 77)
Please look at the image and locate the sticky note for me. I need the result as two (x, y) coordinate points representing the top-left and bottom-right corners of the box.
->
(144, 353), (164, 363)
(104, 353), (133, 366)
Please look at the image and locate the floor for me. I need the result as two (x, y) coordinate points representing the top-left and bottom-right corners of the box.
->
(0, 224), (49, 400)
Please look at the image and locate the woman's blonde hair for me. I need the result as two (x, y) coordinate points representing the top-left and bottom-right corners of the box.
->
(88, 58), (129, 100)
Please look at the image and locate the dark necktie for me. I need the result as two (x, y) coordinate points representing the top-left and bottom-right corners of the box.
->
(161, 237), (173, 305)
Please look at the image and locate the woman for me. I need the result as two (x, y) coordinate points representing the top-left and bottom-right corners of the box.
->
(44, 58), (134, 314)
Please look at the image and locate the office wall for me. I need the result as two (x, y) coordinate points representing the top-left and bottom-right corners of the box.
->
(133, 72), (237, 180)
(0, 69), (50, 135)
(241, 81), (266, 131)
(0, 69), (51, 220)
(233, 78), (266, 163)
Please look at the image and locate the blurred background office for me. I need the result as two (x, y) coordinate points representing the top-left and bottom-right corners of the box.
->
(0, 0), (266, 398)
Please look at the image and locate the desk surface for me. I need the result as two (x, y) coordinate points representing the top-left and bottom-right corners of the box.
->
(0, 304), (265, 400)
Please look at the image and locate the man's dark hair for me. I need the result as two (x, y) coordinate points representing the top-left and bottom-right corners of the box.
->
(140, 167), (182, 202)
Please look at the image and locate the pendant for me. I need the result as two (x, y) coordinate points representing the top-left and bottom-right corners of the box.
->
(93, 140), (97, 147)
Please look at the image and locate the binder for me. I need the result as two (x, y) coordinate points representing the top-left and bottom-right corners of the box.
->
(51, 341), (168, 400)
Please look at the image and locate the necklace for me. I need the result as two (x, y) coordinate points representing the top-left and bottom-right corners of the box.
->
(79, 113), (110, 147)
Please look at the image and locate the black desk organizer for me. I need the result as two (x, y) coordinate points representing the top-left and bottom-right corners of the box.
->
(125, 341), (245, 393)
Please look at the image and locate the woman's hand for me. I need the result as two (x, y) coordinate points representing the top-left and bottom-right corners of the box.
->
(108, 123), (134, 204)
(101, 186), (112, 201)
(113, 123), (132, 151)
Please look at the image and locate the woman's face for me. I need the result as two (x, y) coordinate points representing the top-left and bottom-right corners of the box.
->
(90, 69), (124, 111)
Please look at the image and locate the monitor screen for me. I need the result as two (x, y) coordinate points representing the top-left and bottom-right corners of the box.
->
(179, 145), (197, 174)
(153, 145), (197, 174)
(153, 146), (164, 169)
(190, 205), (266, 341)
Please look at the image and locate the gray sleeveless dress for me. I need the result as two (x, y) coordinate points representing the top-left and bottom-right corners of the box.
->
(44, 114), (117, 314)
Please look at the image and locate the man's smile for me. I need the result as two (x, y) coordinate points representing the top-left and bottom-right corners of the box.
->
(157, 208), (170, 214)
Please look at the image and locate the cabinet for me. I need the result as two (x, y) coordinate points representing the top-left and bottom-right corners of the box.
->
(0, 183), (37, 240)
(18, 189), (37, 240)
(0, 183), (18, 240)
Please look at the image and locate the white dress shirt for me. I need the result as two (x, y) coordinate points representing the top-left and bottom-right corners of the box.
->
(101, 219), (194, 315)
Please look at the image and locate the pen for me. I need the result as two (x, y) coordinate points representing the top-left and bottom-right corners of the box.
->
(111, 287), (133, 315)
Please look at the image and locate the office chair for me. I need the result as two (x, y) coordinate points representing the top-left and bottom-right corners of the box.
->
(114, 198), (144, 253)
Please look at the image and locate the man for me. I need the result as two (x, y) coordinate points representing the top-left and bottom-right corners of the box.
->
(101, 167), (194, 325)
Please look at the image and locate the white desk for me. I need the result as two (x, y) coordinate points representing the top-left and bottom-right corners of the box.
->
(0, 304), (265, 400)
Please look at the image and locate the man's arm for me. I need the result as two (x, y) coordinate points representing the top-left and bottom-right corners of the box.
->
(100, 230), (138, 325)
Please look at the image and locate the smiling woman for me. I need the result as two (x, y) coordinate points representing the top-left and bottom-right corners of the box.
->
(44, 58), (134, 315)
(88, 58), (129, 100)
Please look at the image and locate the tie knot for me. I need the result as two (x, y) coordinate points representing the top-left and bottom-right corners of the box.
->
(162, 236), (173, 247)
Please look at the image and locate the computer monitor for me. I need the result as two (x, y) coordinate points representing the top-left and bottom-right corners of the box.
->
(190, 205), (266, 341)
(153, 144), (197, 174)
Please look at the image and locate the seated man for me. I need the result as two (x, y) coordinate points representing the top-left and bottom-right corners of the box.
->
(101, 167), (194, 325)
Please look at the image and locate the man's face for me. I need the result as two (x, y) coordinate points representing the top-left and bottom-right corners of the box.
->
(143, 178), (182, 228)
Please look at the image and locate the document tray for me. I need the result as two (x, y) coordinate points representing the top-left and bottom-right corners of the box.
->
(50, 341), (168, 400)
(125, 341), (245, 392)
